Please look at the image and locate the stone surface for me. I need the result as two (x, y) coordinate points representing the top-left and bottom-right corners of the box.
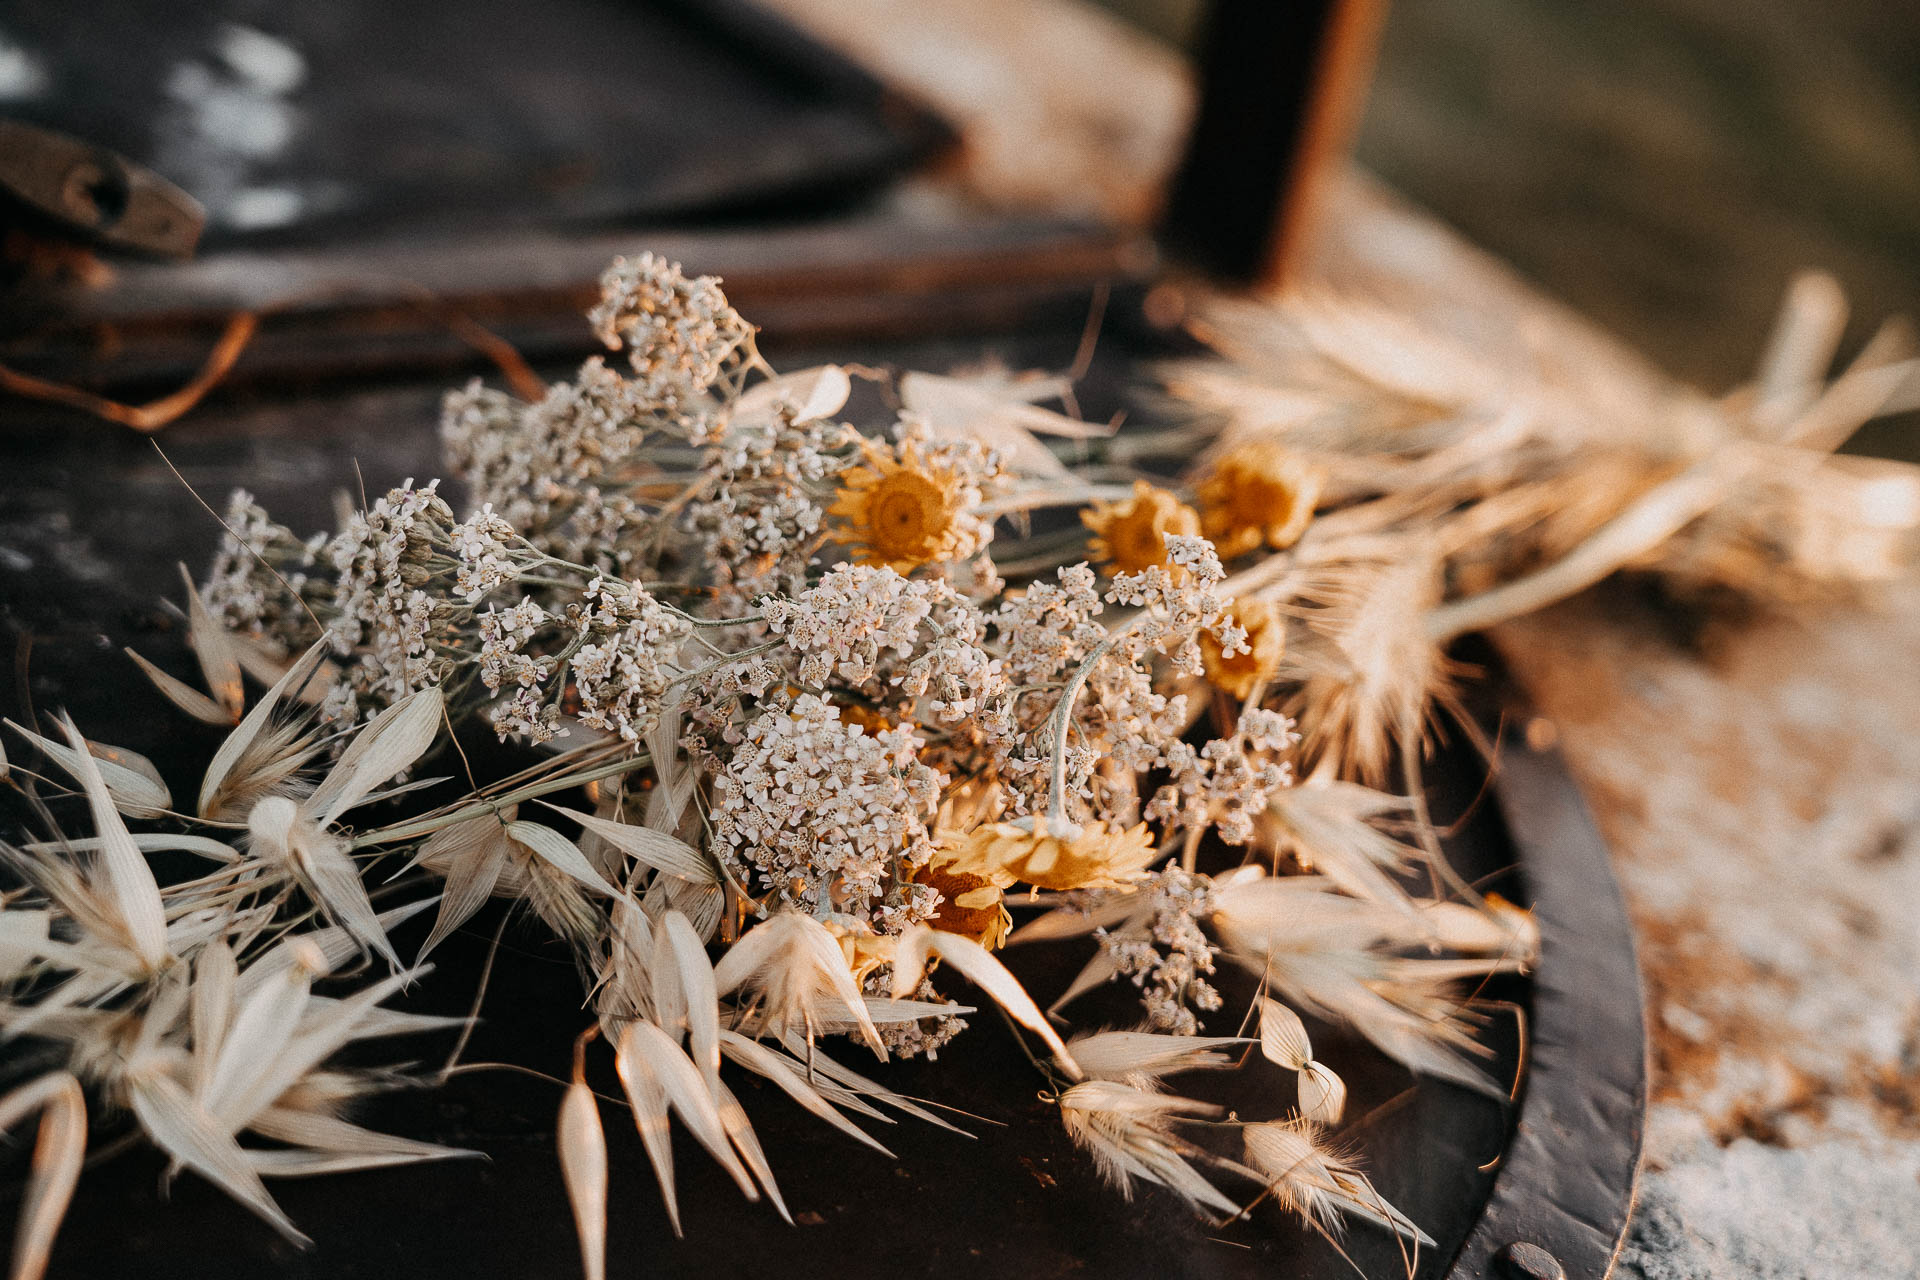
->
(1495, 582), (1920, 1279)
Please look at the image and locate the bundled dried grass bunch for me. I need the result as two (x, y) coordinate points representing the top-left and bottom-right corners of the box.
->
(3, 253), (1913, 1279)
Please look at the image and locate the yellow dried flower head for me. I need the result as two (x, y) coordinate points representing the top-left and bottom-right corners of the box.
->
(935, 820), (1158, 893)
(828, 439), (975, 572)
(1196, 441), (1326, 558)
(836, 700), (895, 737)
(1200, 597), (1287, 700)
(1081, 481), (1202, 575)
(915, 849), (1012, 950)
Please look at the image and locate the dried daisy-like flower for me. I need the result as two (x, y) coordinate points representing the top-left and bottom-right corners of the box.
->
(913, 843), (1013, 949)
(1082, 481), (1201, 575)
(933, 820), (1158, 893)
(1199, 597), (1286, 700)
(1196, 440), (1326, 558)
(827, 434), (988, 573)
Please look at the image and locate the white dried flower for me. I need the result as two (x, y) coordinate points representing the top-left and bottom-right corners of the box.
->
(565, 579), (690, 743)
(710, 695), (941, 927)
(588, 253), (749, 404)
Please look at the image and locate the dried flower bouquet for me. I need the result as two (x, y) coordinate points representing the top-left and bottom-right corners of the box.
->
(3, 254), (1914, 1280)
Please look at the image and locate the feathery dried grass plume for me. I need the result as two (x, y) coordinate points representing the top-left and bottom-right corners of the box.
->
(1060, 1080), (1239, 1216)
(1167, 270), (1920, 784)
(1208, 869), (1514, 1096)
(1239, 1119), (1432, 1248)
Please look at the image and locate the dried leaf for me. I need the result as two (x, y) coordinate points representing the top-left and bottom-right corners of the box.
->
(8, 721), (172, 818)
(614, 1022), (681, 1236)
(1298, 1060), (1347, 1126)
(180, 566), (244, 721)
(506, 822), (621, 898)
(54, 716), (168, 970)
(221, 968), (422, 1127)
(128, 1073), (306, 1245)
(1048, 944), (1124, 1016)
(643, 693), (696, 834)
(712, 1076), (791, 1224)
(615, 1020), (758, 1235)
(126, 647), (241, 725)
(902, 370), (1112, 480)
(417, 823), (506, 961)
(661, 912), (720, 1090)
(23, 833), (241, 871)
(557, 1079), (607, 1280)
(717, 1031), (893, 1157)
(247, 1107), (475, 1165)
(0, 1072), (85, 1280)
(199, 640), (328, 818)
(202, 941), (320, 1119)
(770, 1032), (967, 1134)
(229, 632), (338, 702)
(1260, 999), (1313, 1071)
(190, 942), (238, 1097)
(1007, 894), (1139, 944)
(245, 1149), (460, 1177)
(543, 805), (716, 883)
(892, 927), (1082, 1080)
(734, 364), (851, 426)
(312, 686), (444, 826)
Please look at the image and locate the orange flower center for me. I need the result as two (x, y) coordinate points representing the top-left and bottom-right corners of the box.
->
(865, 470), (950, 560)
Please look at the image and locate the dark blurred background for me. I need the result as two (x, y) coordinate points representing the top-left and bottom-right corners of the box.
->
(1106, 0), (1920, 421)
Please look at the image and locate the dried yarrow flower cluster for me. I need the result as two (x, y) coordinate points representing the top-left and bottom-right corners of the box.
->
(4, 253), (1614, 1276)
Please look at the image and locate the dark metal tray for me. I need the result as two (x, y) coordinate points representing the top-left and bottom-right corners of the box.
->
(0, 296), (1643, 1277)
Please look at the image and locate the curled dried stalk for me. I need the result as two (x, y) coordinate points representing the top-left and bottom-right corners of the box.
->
(0, 312), (258, 432)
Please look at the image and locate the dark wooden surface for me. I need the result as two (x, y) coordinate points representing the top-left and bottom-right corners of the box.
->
(0, 0), (945, 249)
(0, 217), (1152, 394)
